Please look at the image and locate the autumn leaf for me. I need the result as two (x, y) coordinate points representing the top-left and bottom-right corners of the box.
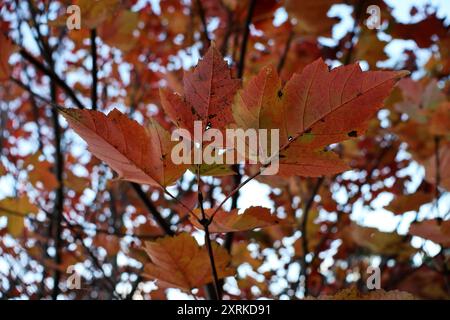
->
(284, 0), (339, 37)
(425, 142), (450, 190)
(231, 241), (263, 269)
(160, 44), (240, 137)
(409, 219), (450, 247)
(430, 102), (450, 136)
(342, 223), (416, 260)
(390, 13), (448, 48)
(0, 196), (38, 236)
(59, 108), (187, 188)
(0, 33), (16, 82)
(311, 287), (415, 300)
(143, 233), (234, 291)
(385, 190), (434, 215)
(190, 206), (283, 233)
(51, 0), (121, 29)
(233, 59), (408, 176)
(98, 10), (139, 52)
(24, 152), (59, 191)
(190, 163), (237, 176)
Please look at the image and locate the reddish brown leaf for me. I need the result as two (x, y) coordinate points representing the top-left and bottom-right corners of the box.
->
(160, 44), (240, 136)
(59, 108), (187, 188)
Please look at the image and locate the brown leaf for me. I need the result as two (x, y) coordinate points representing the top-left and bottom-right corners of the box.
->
(143, 233), (234, 291)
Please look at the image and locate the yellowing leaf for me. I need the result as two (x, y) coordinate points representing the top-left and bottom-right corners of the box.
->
(190, 206), (283, 233)
(143, 233), (234, 291)
(24, 152), (59, 191)
(0, 196), (38, 236)
(312, 287), (415, 300)
(285, 0), (339, 37)
(59, 108), (187, 188)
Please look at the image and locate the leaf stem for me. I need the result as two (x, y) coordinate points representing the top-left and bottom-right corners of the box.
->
(197, 166), (222, 300)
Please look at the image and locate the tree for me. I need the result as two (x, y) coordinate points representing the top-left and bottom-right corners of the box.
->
(0, 0), (449, 300)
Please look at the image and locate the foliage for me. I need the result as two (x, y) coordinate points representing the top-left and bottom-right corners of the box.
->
(0, 0), (449, 300)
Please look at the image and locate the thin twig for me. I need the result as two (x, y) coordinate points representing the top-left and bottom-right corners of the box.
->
(197, 165), (221, 300)
(237, 0), (256, 78)
(90, 29), (98, 111)
(297, 177), (324, 297)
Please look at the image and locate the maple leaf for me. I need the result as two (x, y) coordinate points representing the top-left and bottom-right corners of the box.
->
(59, 108), (187, 188)
(189, 206), (283, 233)
(409, 219), (450, 247)
(143, 233), (234, 291)
(160, 44), (240, 136)
(233, 60), (408, 177)
(284, 0), (339, 37)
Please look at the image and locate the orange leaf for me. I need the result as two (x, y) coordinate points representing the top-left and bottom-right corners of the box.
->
(143, 233), (234, 291)
(190, 206), (283, 233)
(59, 108), (187, 188)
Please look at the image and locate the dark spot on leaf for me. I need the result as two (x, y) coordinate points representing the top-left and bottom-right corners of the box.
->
(208, 114), (216, 119)
(347, 130), (357, 137)
(305, 128), (312, 134)
(277, 90), (283, 98)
